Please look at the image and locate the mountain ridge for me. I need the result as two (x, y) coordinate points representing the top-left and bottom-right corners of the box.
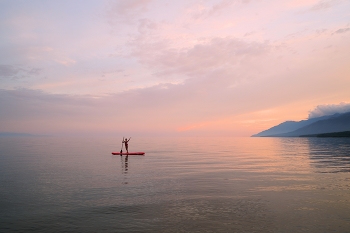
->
(252, 112), (350, 137)
(252, 114), (337, 137)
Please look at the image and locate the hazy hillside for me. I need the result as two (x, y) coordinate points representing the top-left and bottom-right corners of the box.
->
(271, 112), (350, 137)
(252, 115), (334, 137)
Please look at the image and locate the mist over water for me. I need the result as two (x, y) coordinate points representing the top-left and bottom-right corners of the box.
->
(1, 137), (350, 232)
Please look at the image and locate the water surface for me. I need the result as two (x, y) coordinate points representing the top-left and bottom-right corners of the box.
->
(1, 137), (350, 232)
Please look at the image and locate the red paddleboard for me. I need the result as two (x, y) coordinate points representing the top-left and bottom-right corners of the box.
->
(112, 152), (145, 155)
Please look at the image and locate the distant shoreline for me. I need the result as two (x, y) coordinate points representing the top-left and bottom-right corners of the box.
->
(258, 131), (350, 138)
(299, 131), (350, 138)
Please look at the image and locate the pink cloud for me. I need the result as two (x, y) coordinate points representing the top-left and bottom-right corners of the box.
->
(333, 27), (350, 34)
(0, 65), (42, 79)
(308, 103), (350, 118)
(106, 0), (152, 25)
(286, 0), (319, 9)
(132, 37), (271, 79)
(310, 0), (341, 11)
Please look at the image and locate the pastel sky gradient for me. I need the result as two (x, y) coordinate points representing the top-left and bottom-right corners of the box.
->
(1, 0), (350, 136)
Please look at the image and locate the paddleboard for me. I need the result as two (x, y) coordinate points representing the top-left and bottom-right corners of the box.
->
(112, 152), (145, 155)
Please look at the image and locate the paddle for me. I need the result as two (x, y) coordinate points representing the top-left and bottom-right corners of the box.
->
(120, 137), (124, 156)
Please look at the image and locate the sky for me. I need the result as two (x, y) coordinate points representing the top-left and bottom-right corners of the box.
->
(0, 0), (350, 136)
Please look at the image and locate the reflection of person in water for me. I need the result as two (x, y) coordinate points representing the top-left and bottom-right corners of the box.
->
(122, 137), (131, 154)
(121, 155), (128, 173)
(124, 155), (128, 172)
(121, 156), (128, 185)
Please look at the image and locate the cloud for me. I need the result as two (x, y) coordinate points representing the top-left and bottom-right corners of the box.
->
(0, 88), (94, 109)
(0, 65), (21, 77)
(138, 18), (158, 34)
(0, 65), (42, 79)
(308, 103), (350, 118)
(106, 0), (152, 25)
(0, 88), (100, 134)
(134, 37), (271, 79)
(333, 27), (350, 34)
(309, 0), (340, 11)
(0, 74), (275, 135)
(191, 0), (234, 19)
(0, 86), (204, 135)
(190, 0), (253, 20)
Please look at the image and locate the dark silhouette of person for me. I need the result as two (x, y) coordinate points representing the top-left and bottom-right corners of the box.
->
(122, 137), (131, 154)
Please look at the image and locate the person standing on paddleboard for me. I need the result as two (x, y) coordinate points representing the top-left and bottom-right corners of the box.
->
(122, 137), (131, 154)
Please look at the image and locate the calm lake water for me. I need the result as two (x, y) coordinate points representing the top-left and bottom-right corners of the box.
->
(1, 136), (350, 232)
